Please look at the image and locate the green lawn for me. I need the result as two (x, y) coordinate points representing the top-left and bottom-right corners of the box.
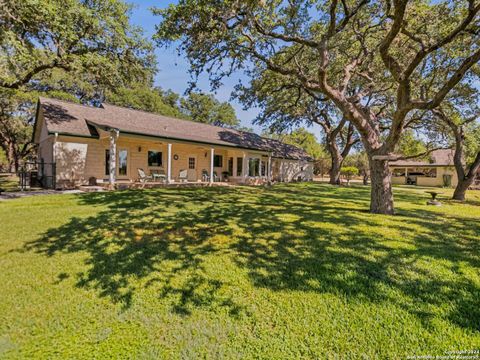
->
(0, 183), (479, 358)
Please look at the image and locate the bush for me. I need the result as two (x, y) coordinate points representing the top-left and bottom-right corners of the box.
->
(341, 166), (359, 185)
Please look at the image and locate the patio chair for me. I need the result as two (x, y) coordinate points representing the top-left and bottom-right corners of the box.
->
(213, 171), (220, 182)
(151, 169), (167, 183)
(201, 169), (209, 182)
(179, 169), (188, 182)
(137, 168), (153, 188)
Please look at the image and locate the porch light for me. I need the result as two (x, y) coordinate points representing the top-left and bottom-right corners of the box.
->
(138, 146), (142, 152)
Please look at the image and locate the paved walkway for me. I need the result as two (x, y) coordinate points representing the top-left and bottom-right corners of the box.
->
(0, 189), (82, 201)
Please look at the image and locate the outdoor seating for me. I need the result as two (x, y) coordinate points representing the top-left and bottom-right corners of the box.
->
(201, 169), (209, 182)
(137, 168), (153, 188)
(179, 169), (188, 182)
(151, 169), (167, 182)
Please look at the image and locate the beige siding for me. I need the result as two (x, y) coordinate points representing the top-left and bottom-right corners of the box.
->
(390, 166), (458, 187)
(53, 134), (313, 188)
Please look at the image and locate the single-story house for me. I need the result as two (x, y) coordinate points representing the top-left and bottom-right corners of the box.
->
(389, 149), (458, 187)
(33, 97), (314, 189)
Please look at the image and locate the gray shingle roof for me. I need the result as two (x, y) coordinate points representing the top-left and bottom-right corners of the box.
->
(38, 97), (312, 161)
(389, 149), (455, 167)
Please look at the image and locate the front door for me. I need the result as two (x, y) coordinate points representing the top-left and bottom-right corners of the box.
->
(187, 155), (197, 181)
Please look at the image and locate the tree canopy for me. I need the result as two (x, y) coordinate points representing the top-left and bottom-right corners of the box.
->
(105, 85), (185, 119)
(263, 128), (327, 160)
(180, 92), (239, 127)
(154, 0), (480, 214)
(0, 0), (155, 90)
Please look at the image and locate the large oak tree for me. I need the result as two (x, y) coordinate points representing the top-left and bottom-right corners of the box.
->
(0, 0), (155, 90)
(154, 0), (480, 214)
(0, 0), (156, 171)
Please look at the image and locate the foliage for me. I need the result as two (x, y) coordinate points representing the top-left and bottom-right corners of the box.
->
(0, 174), (19, 191)
(0, 89), (38, 171)
(0, 0), (157, 169)
(395, 130), (427, 158)
(463, 121), (480, 165)
(341, 166), (359, 185)
(263, 128), (327, 160)
(180, 92), (239, 127)
(0, 0), (155, 90)
(0, 184), (479, 357)
(239, 67), (358, 183)
(105, 85), (185, 118)
(153, 0), (480, 214)
(344, 151), (370, 183)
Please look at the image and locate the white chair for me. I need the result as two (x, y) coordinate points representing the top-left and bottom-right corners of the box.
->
(179, 169), (188, 182)
(137, 168), (153, 188)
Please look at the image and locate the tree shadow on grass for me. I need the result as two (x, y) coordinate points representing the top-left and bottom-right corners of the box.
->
(21, 183), (480, 331)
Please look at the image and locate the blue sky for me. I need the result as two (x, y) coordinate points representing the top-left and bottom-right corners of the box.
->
(128, 0), (324, 139)
(129, 0), (262, 132)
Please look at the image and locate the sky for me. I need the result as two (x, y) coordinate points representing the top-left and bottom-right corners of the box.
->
(129, 0), (261, 132)
(128, 0), (324, 139)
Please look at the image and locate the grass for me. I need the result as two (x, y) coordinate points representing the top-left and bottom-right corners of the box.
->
(0, 183), (479, 358)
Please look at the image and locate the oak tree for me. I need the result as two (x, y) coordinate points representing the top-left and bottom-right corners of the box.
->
(154, 0), (480, 214)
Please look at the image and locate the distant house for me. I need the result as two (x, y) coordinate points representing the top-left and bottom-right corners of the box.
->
(33, 97), (313, 189)
(389, 149), (457, 187)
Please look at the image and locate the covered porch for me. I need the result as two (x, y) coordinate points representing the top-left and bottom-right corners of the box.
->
(99, 128), (274, 188)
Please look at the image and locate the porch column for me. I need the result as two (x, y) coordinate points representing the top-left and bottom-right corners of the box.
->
(109, 129), (119, 188)
(167, 143), (172, 183)
(233, 155), (237, 178)
(405, 167), (408, 184)
(242, 152), (247, 181)
(267, 153), (272, 182)
(210, 148), (214, 184)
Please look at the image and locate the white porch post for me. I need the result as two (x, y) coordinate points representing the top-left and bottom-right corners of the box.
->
(167, 143), (172, 183)
(233, 155), (237, 178)
(267, 153), (272, 182)
(109, 129), (118, 189)
(210, 148), (214, 184)
(242, 152), (247, 182)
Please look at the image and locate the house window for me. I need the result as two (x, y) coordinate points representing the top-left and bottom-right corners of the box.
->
(148, 151), (162, 167)
(118, 150), (128, 175)
(189, 157), (196, 169)
(261, 161), (266, 177)
(236, 157), (243, 176)
(105, 149), (110, 175)
(248, 158), (260, 177)
(214, 154), (223, 167)
(228, 157), (233, 176)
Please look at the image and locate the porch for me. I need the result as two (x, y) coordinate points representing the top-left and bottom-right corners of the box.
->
(54, 129), (277, 189)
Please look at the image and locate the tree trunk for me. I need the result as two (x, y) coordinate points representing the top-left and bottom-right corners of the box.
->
(369, 157), (394, 214)
(362, 172), (369, 185)
(329, 156), (342, 185)
(452, 179), (471, 201)
(452, 152), (480, 201)
(6, 142), (18, 173)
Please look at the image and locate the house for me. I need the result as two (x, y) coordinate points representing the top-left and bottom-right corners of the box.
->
(33, 97), (314, 189)
(389, 149), (458, 187)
